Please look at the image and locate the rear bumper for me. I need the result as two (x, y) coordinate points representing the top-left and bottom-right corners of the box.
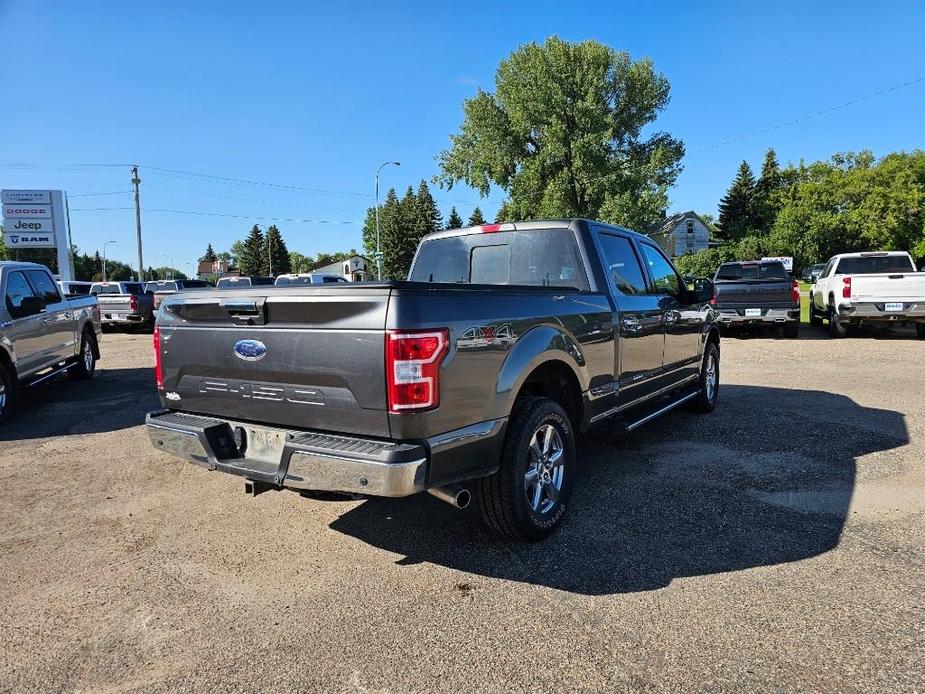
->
(146, 410), (506, 497)
(101, 312), (147, 324)
(839, 302), (925, 321)
(715, 307), (799, 324)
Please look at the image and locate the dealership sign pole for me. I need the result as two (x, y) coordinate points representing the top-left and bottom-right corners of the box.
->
(2, 189), (75, 281)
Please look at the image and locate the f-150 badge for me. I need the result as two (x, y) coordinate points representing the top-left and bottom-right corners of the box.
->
(457, 323), (516, 349)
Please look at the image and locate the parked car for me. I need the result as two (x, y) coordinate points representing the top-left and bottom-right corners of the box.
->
(90, 280), (156, 331)
(146, 279), (213, 310)
(809, 251), (925, 338)
(147, 219), (720, 541)
(274, 273), (348, 286)
(801, 263), (826, 283)
(712, 260), (801, 338)
(57, 280), (94, 296)
(0, 262), (102, 422)
(216, 276), (275, 289)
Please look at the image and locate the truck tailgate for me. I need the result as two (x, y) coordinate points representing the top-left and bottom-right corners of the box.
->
(713, 279), (794, 307)
(96, 295), (134, 313)
(849, 273), (925, 301)
(157, 287), (391, 438)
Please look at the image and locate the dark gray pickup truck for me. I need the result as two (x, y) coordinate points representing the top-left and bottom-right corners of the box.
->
(147, 220), (720, 540)
(712, 260), (801, 338)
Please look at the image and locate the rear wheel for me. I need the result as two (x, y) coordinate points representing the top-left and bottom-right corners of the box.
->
(477, 396), (575, 542)
(68, 330), (98, 381)
(686, 341), (720, 413)
(809, 295), (823, 327)
(0, 364), (12, 424)
(782, 322), (800, 339)
(828, 303), (848, 338)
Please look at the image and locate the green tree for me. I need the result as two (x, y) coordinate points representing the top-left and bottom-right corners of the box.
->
(446, 206), (463, 229)
(438, 36), (684, 228)
(263, 225), (291, 276)
(753, 148), (784, 234)
(0, 226), (8, 260)
(226, 242), (245, 267)
(238, 225), (264, 276)
(200, 243), (217, 263)
(717, 161), (758, 241)
(362, 188), (400, 278)
(289, 251), (309, 273)
(380, 186), (419, 279)
(468, 207), (486, 226)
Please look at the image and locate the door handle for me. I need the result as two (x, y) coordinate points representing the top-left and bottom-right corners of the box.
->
(621, 317), (641, 334)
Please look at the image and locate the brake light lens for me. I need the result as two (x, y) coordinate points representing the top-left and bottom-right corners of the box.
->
(386, 329), (449, 412)
(130, 294), (138, 313)
(791, 279), (800, 304)
(153, 326), (164, 389)
(842, 276), (852, 299)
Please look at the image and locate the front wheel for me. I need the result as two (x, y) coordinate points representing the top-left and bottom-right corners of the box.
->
(686, 341), (720, 413)
(0, 364), (12, 424)
(477, 396), (575, 542)
(68, 330), (98, 381)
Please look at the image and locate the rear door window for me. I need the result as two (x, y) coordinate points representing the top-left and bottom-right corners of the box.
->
(597, 234), (648, 295)
(25, 270), (62, 304)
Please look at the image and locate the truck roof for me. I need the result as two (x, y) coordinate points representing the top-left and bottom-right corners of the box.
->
(0, 261), (50, 271)
(422, 218), (651, 244)
(832, 251), (911, 260)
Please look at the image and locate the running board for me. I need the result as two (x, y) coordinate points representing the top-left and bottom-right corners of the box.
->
(615, 388), (700, 433)
(25, 360), (75, 388)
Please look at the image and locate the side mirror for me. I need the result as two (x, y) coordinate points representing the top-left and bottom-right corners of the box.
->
(690, 278), (714, 304)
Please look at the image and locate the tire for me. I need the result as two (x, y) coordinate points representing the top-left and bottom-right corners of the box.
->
(685, 341), (720, 413)
(0, 364), (12, 424)
(476, 396), (575, 542)
(68, 330), (98, 381)
(782, 322), (800, 339)
(916, 323), (925, 340)
(828, 303), (848, 338)
(809, 295), (823, 327)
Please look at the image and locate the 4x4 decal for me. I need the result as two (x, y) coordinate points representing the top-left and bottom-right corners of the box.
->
(457, 323), (516, 349)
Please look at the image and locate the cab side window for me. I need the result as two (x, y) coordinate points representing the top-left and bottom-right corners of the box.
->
(638, 243), (682, 296)
(25, 270), (62, 305)
(597, 234), (648, 296)
(5, 272), (39, 317)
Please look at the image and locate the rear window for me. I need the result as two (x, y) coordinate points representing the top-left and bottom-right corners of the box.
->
(276, 276), (313, 286)
(216, 277), (251, 288)
(180, 280), (210, 288)
(716, 262), (788, 280)
(63, 283), (91, 295)
(92, 284), (126, 295)
(409, 229), (589, 290)
(836, 255), (915, 275)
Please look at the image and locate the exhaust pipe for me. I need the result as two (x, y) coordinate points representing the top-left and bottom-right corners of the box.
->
(428, 484), (471, 509)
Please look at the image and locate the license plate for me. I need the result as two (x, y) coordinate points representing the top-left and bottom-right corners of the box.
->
(243, 425), (286, 463)
(885, 302), (903, 312)
(745, 308), (762, 317)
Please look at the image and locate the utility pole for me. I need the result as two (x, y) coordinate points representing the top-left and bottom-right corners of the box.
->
(268, 235), (274, 277)
(131, 165), (144, 282)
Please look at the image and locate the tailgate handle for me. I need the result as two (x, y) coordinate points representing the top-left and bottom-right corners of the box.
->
(222, 299), (267, 325)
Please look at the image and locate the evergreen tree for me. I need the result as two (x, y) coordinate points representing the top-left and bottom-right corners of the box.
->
(468, 207), (486, 226)
(494, 203), (511, 223)
(417, 180), (442, 232)
(717, 161), (757, 241)
(200, 243), (217, 262)
(263, 225), (291, 276)
(362, 188), (400, 278)
(753, 148), (783, 234)
(382, 186), (419, 279)
(446, 206), (463, 229)
(239, 225), (265, 276)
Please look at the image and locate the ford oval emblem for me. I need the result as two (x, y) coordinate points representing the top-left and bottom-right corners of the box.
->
(233, 339), (267, 362)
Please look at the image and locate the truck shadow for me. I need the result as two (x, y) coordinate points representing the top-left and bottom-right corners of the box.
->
(0, 367), (157, 441)
(722, 323), (920, 341)
(328, 385), (907, 595)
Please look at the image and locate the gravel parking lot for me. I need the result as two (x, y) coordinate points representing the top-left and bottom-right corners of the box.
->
(1, 326), (923, 691)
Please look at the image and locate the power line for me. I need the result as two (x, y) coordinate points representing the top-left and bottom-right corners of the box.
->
(69, 190), (133, 197)
(69, 206), (361, 225)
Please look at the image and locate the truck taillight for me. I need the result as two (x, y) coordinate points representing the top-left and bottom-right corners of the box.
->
(842, 276), (852, 299)
(153, 326), (164, 390)
(130, 295), (138, 313)
(791, 279), (800, 304)
(386, 329), (449, 413)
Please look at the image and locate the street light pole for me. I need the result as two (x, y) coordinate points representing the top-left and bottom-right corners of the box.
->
(375, 160), (400, 280)
(102, 240), (117, 282)
(131, 165), (144, 282)
(163, 255), (175, 279)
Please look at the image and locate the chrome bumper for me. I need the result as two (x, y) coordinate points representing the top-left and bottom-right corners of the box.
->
(146, 410), (427, 497)
(716, 308), (799, 324)
(839, 302), (925, 321)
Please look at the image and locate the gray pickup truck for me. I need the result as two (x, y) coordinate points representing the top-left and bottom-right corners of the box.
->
(90, 280), (156, 331)
(0, 262), (102, 422)
(712, 260), (801, 338)
(147, 219), (720, 540)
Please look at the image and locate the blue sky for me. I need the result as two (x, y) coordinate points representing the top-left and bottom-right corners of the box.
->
(1, 0), (923, 275)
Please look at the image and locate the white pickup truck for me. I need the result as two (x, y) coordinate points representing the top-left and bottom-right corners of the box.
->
(809, 251), (925, 338)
